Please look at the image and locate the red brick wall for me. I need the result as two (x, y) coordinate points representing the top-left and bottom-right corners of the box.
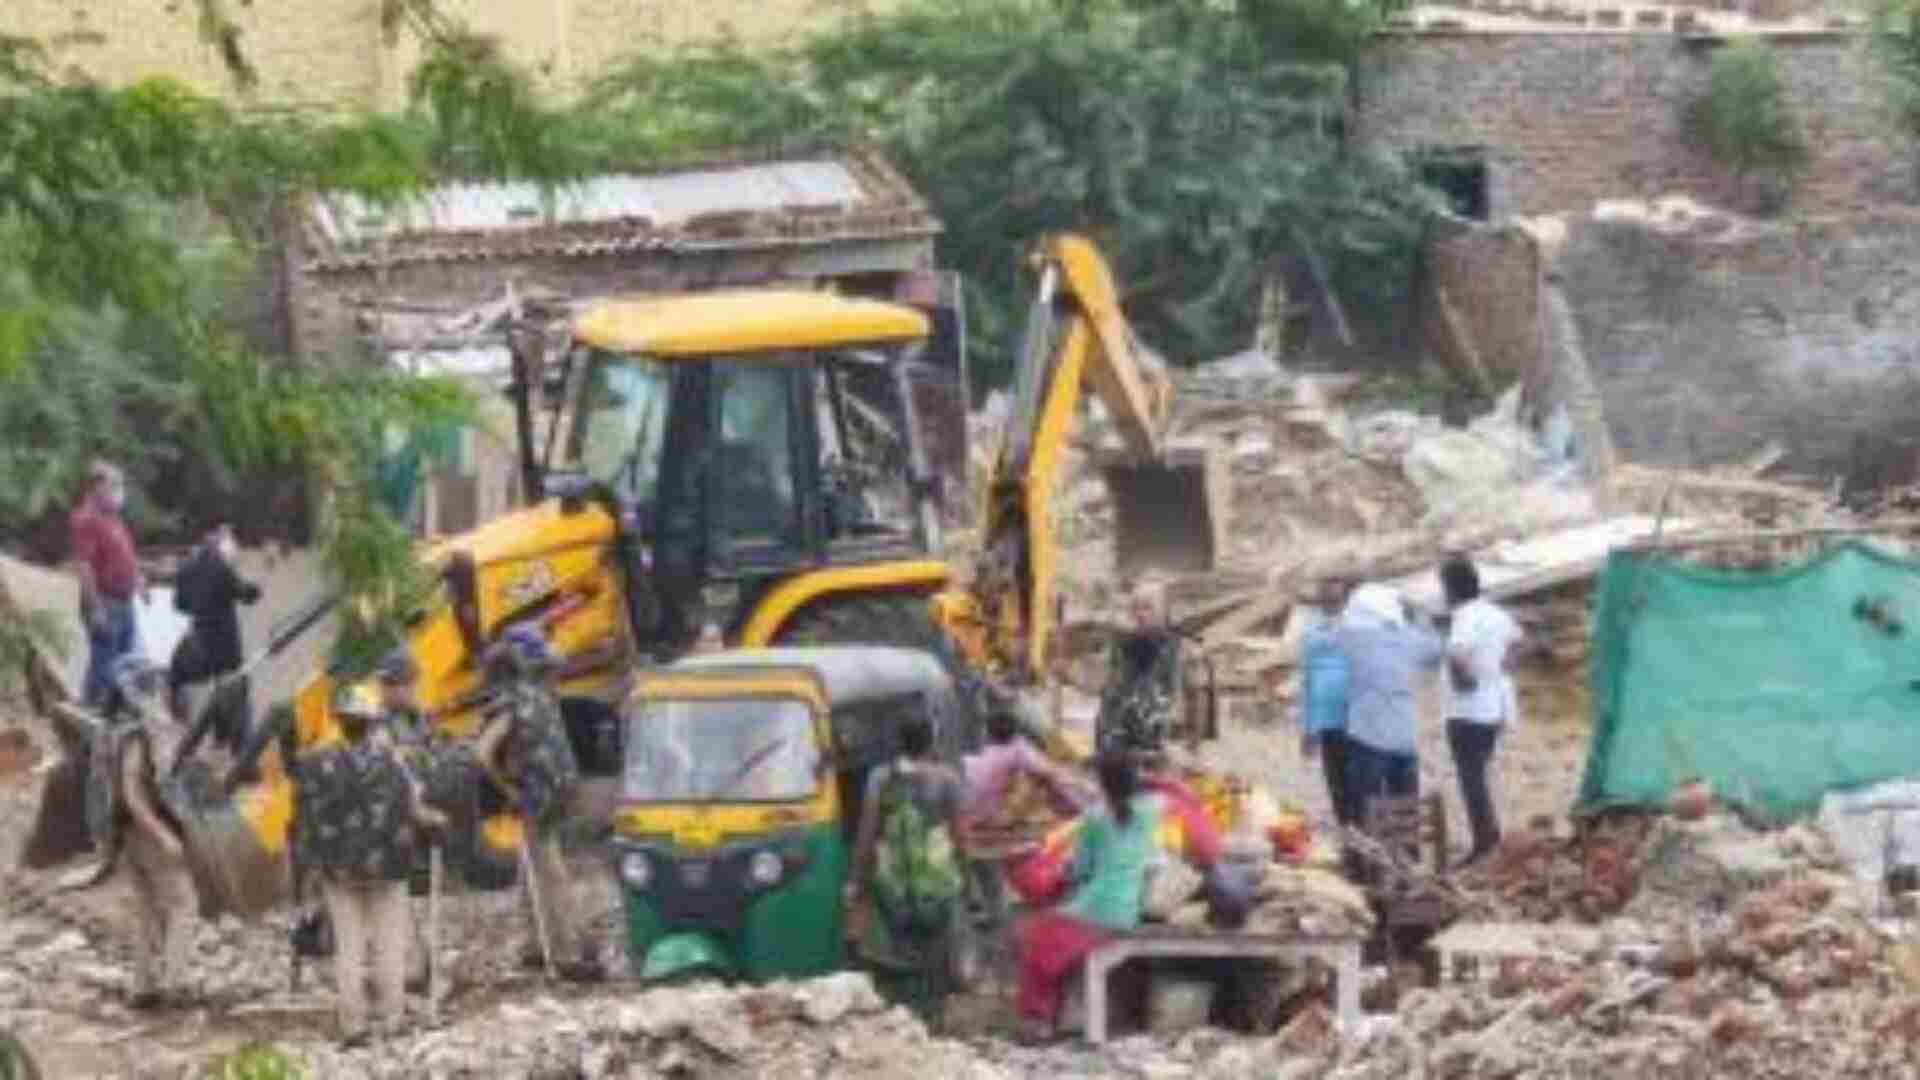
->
(1419, 222), (1541, 387)
(1357, 32), (1912, 218)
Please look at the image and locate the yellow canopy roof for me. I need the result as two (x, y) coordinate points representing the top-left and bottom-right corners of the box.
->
(572, 289), (930, 358)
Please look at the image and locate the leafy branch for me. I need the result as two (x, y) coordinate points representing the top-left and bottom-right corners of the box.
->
(1685, 38), (1809, 214)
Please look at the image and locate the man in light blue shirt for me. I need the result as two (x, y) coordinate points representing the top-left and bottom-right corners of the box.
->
(1332, 583), (1444, 835)
(1298, 576), (1357, 826)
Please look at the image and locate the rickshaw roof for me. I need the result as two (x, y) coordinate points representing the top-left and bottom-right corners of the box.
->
(654, 645), (955, 707)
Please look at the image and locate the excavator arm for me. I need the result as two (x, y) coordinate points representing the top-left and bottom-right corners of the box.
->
(945, 234), (1215, 683)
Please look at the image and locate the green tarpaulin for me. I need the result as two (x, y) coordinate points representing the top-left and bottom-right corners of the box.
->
(370, 421), (464, 522)
(1579, 540), (1920, 823)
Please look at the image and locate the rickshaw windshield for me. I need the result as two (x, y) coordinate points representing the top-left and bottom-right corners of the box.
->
(622, 697), (821, 803)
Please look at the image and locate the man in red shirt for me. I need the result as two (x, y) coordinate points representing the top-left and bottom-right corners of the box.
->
(70, 461), (145, 708)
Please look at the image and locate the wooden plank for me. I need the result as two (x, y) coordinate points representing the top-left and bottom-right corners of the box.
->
(1436, 285), (1493, 395)
(1202, 592), (1294, 649)
(1616, 464), (1829, 505)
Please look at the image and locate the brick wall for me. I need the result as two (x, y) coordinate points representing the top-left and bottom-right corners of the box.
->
(1556, 209), (1920, 478)
(1356, 31), (1915, 219)
(9, 0), (884, 107)
(1419, 220), (1541, 387)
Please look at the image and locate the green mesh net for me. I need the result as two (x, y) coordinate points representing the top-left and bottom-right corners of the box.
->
(1579, 540), (1920, 824)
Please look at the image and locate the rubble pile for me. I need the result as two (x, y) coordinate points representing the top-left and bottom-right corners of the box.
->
(289, 973), (1011, 1080)
(1144, 823), (1919, 1080)
(1240, 862), (1377, 940)
(1453, 813), (1658, 924)
(1057, 370), (1589, 624)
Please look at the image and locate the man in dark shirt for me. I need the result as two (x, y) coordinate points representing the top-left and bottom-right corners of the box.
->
(1095, 581), (1187, 757)
(70, 461), (145, 709)
(167, 524), (262, 739)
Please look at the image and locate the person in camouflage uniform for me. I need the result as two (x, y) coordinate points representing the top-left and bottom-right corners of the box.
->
(1095, 581), (1188, 757)
(472, 624), (597, 980)
(294, 682), (445, 1045)
(87, 656), (197, 1009)
(371, 647), (463, 993)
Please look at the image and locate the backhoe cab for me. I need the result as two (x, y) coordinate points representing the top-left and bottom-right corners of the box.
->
(289, 235), (1224, 784)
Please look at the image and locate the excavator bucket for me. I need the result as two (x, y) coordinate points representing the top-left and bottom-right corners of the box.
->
(171, 760), (293, 919)
(1101, 443), (1232, 576)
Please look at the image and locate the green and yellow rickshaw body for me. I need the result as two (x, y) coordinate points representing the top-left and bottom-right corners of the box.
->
(609, 645), (967, 982)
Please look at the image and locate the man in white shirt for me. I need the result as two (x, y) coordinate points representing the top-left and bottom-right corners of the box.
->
(1439, 555), (1522, 867)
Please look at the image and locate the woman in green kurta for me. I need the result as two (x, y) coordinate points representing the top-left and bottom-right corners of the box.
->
(846, 713), (969, 1029)
(1014, 753), (1177, 1042)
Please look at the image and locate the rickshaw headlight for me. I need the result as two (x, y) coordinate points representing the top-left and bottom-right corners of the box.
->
(620, 852), (651, 890)
(748, 850), (783, 887)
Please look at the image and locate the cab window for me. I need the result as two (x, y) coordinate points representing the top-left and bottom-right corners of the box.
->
(710, 363), (802, 554)
(563, 349), (670, 505)
(815, 351), (914, 545)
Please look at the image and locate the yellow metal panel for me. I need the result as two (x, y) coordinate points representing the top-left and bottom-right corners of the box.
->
(235, 755), (297, 855)
(571, 290), (930, 357)
(610, 798), (836, 850)
(1047, 234), (1170, 458)
(1020, 316), (1094, 677)
(422, 500), (617, 569)
(628, 671), (827, 711)
(929, 588), (992, 672)
(482, 813), (527, 853)
(736, 561), (951, 647)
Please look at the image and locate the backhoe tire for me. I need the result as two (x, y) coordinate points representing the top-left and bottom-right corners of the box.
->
(772, 591), (996, 748)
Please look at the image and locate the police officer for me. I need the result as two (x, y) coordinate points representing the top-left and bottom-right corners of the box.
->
(91, 657), (197, 1009)
(472, 625), (597, 980)
(1095, 580), (1188, 756)
(375, 649), (430, 742)
(294, 683), (445, 1045)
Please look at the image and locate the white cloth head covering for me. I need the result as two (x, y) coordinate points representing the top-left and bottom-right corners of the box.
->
(1342, 583), (1405, 629)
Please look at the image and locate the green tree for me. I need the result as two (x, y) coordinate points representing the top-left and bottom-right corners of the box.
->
(1685, 38), (1809, 213)
(0, 30), (482, 671)
(2, 0), (1439, 677)
(588, 0), (1434, 381)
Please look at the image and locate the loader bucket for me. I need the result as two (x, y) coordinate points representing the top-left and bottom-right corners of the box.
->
(1102, 443), (1231, 576)
(20, 753), (93, 870)
(172, 762), (293, 920)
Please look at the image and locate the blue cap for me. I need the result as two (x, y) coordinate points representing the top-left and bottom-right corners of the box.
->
(375, 648), (418, 685)
(484, 623), (557, 680)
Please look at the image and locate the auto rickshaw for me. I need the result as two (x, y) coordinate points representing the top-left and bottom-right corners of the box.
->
(609, 645), (973, 982)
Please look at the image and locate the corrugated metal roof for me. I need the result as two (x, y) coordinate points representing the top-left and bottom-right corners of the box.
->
(304, 152), (939, 273)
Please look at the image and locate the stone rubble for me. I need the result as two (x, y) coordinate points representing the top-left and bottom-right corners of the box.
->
(10, 351), (1920, 1076)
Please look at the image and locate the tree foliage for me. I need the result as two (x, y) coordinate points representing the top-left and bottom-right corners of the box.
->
(2, 0), (1436, 668)
(0, 29), (482, 666)
(588, 0), (1435, 379)
(1871, 0), (1920, 152)
(1685, 38), (1809, 213)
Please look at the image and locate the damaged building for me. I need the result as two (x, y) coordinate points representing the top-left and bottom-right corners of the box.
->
(272, 151), (959, 534)
(1361, 8), (1920, 488)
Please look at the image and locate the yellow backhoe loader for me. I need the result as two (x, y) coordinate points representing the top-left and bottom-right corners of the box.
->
(192, 233), (1226, 904)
